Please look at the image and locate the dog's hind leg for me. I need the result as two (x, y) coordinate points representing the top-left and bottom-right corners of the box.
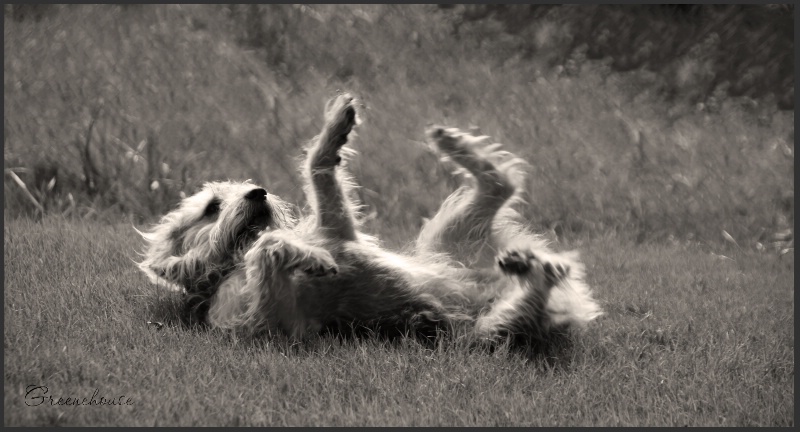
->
(475, 247), (570, 343)
(416, 126), (529, 267)
(302, 93), (361, 241)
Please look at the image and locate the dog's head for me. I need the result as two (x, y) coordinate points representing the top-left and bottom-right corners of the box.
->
(137, 180), (296, 290)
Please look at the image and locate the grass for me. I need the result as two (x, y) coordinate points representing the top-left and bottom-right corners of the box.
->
(3, 4), (794, 427)
(3, 5), (794, 244)
(3, 217), (793, 426)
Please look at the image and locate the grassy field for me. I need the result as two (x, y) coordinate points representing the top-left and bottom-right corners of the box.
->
(3, 4), (794, 427)
(3, 217), (793, 426)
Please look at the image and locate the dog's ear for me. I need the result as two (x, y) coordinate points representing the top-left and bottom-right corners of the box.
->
(151, 265), (182, 288)
(138, 261), (184, 292)
(136, 222), (190, 292)
(153, 266), (168, 279)
(152, 258), (187, 286)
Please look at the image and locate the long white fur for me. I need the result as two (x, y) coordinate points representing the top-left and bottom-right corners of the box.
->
(137, 93), (602, 344)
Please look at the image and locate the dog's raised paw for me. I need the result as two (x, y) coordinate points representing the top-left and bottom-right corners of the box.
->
(298, 249), (339, 278)
(323, 93), (358, 144)
(497, 247), (571, 284)
(497, 249), (532, 275)
(425, 125), (463, 154)
(302, 260), (339, 277)
(543, 261), (569, 285)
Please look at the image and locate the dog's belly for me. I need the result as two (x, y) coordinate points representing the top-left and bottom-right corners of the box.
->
(293, 241), (447, 331)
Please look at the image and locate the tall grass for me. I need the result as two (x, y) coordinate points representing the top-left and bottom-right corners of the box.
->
(4, 5), (793, 247)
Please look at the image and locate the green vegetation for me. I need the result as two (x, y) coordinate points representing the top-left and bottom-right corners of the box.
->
(3, 5), (793, 426)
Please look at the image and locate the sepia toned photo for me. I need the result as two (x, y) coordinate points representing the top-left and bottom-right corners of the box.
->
(4, 4), (794, 426)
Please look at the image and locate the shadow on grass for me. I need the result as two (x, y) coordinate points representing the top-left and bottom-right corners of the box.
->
(141, 292), (582, 367)
(470, 329), (579, 370)
(143, 291), (211, 331)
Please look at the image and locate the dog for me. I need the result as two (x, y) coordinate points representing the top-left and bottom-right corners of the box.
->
(137, 93), (602, 345)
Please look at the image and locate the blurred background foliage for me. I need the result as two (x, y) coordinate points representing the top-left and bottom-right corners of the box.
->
(442, 4), (794, 109)
(3, 4), (794, 249)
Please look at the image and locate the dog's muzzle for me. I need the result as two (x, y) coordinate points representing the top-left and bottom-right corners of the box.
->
(245, 188), (267, 201)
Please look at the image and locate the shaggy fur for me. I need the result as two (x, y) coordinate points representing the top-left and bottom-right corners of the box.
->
(138, 93), (602, 344)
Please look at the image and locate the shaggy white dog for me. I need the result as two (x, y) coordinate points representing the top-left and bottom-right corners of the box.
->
(138, 93), (602, 345)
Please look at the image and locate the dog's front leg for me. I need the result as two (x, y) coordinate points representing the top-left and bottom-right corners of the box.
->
(303, 93), (360, 241)
(221, 230), (338, 337)
(246, 231), (339, 278)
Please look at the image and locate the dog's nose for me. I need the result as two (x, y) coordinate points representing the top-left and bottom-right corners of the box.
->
(244, 188), (267, 201)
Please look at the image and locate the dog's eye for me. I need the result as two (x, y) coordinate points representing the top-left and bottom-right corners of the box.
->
(203, 198), (221, 217)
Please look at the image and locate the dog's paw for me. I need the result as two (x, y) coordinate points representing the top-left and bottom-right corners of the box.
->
(323, 92), (358, 147)
(269, 245), (338, 278)
(425, 125), (466, 155)
(425, 125), (496, 155)
(497, 249), (533, 275)
(252, 233), (339, 278)
(542, 260), (569, 286)
(298, 249), (339, 277)
(497, 249), (570, 286)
